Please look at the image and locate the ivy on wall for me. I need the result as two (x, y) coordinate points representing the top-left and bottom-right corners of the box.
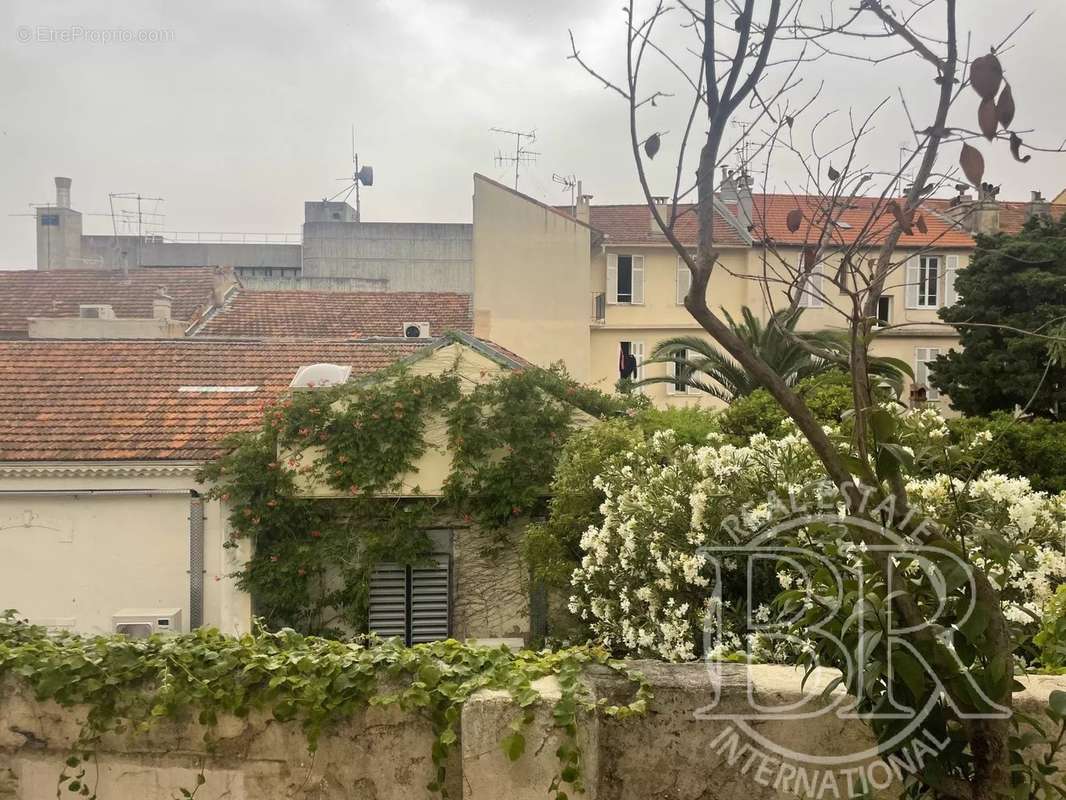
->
(197, 352), (636, 636)
(0, 614), (649, 800)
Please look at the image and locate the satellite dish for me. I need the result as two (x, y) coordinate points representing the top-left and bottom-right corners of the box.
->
(357, 165), (374, 187)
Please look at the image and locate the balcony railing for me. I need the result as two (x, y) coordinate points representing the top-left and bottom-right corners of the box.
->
(591, 292), (606, 323)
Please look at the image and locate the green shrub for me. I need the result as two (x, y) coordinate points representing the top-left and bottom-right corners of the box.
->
(948, 412), (1066, 493)
(717, 370), (856, 441)
(1036, 585), (1066, 671)
(634, 405), (720, 446)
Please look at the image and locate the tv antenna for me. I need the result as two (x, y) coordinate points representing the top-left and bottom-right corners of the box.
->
(552, 173), (577, 215)
(491, 127), (539, 190)
(330, 125), (374, 221)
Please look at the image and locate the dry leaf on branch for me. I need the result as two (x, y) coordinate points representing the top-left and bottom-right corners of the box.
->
(960, 143), (985, 186)
(978, 98), (998, 141)
(915, 215), (928, 235)
(996, 84), (1016, 129)
(827, 165), (840, 182)
(644, 133), (660, 160)
(786, 209), (803, 233)
(970, 53), (1003, 101)
(1009, 133), (1032, 164)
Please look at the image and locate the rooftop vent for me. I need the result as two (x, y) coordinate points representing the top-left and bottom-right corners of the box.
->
(289, 363), (352, 390)
(403, 322), (430, 339)
(78, 304), (115, 319)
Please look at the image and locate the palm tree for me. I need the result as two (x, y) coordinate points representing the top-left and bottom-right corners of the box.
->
(636, 307), (909, 401)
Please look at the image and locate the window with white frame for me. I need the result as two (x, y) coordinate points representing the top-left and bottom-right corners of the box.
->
(676, 257), (691, 305)
(914, 347), (942, 401)
(670, 347), (689, 393)
(607, 254), (645, 304)
(906, 254), (961, 309)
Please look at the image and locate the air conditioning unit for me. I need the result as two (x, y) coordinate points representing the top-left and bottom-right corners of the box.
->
(403, 322), (430, 339)
(112, 608), (182, 638)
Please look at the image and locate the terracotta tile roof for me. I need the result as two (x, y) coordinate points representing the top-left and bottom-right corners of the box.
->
(0, 339), (427, 462)
(583, 204), (749, 247)
(995, 201), (1066, 236)
(746, 194), (975, 248)
(0, 268), (226, 337)
(194, 290), (473, 338)
(581, 195), (978, 249)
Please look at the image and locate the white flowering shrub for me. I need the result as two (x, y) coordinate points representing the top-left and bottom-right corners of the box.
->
(569, 411), (1066, 663)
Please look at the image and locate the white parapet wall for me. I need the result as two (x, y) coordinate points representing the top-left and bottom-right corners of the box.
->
(2, 664), (1064, 800)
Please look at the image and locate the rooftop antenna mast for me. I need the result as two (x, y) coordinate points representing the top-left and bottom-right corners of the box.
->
(331, 125), (374, 220)
(108, 192), (164, 273)
(491, 127), (539, 190)
(552, 173), (577, 215)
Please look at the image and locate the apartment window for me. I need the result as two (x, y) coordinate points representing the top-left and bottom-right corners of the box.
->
(876, 295), (892, 326)
(368, 530), (451, 645)
(906, 255), (940, 308)
(796, 265), (824, 308)
(619, 341), (644, 383)
(676, 257), (692, 305)
(914, 347), (942, 402)
(671, 347), (689, 393)
(607, 254), (644, 304)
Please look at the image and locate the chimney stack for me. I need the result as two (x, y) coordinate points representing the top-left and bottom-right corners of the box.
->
(54, 177), (72, 209)
(649, 196), (669, 234)
(575, 181), (592, 225)
(1026, 190), (1051, 222)
(153, 289), (172, 321)
(736, 171), (754, 230)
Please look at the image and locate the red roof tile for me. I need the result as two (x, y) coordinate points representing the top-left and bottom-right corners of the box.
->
(0, 268), (226, 337)
(0, 339), (427, 462)
(584, 204), (749, 247)
(995, 201), (1066, 235)
(195, 290), (472, 338)
(746, 194), (975, 248)
(581, 195), (977, 249)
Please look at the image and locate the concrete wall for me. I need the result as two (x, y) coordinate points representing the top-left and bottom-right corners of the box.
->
(301, 221), (473, 292)
(78, 237), (302, 271)
(3, 664), (1061, 800)
(27, 316), (189, 339)
(0, 467), (250, 637)
(472, 175), (592, 381)
(34, 209), (82, 270)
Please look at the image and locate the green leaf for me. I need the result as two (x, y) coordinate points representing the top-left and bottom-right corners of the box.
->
(501, 732), (525, 761)
(1050, 690), (1066, 717)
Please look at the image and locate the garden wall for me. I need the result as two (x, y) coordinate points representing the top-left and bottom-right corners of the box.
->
(3, 666), (1064, 800)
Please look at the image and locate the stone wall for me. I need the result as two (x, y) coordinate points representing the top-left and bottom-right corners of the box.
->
(3, 666), (1064, 800)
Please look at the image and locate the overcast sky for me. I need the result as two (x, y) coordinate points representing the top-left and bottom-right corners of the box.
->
(2, 1), (1064, 268)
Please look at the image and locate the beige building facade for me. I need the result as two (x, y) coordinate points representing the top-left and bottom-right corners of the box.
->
(469, 175), (1051, 411)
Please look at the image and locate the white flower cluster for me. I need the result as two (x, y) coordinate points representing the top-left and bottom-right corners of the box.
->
(570, 408), (1066, 663)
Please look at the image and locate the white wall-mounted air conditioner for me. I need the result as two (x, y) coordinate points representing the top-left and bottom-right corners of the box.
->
(403, 322), (430, 339)
(112, 608), (182, 638)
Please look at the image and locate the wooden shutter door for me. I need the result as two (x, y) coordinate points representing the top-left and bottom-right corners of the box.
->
(631, 255), (645, 304)
(606, 254), (619, 304)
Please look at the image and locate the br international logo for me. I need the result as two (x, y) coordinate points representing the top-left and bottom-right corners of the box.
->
(693, 497), (1012, 798)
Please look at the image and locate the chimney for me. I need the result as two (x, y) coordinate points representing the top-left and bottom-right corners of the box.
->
(972, 184), (1000, 235)
(1026, 190), (1051, 222)
(719, 167), (739, 206)
(153, 289), (172, 321)
(54, 177), (72, 209)
(736, 171), (754, 229)
(649, 196), (669, 234)
(212, 266), (236, 306)
(575, 181), (592, 225)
